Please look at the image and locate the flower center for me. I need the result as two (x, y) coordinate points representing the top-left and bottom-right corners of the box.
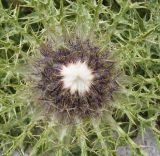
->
(60, 61), (94, 95)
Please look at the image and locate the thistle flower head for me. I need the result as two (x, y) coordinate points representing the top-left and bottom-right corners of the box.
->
(31, 38), (118, 121)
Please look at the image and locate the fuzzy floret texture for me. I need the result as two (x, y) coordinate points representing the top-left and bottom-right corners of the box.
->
(60, 61), (94, 95)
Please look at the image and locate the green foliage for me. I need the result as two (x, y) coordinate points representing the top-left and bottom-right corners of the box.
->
(0, 0), (160, 155)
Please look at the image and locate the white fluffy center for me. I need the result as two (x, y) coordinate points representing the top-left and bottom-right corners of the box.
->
(60, 61), (94, 95)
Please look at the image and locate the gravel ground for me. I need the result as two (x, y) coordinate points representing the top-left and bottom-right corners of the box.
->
(117, 128), (160, 156)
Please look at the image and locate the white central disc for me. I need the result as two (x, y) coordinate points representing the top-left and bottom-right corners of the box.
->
(60, 61), (94, 95)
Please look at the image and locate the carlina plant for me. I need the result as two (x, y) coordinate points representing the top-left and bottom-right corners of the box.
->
(1, 0), (160, 156)
(25, 33), (123, 155)
(26, 35), (146, 156)
(25, 35), (125, 155)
